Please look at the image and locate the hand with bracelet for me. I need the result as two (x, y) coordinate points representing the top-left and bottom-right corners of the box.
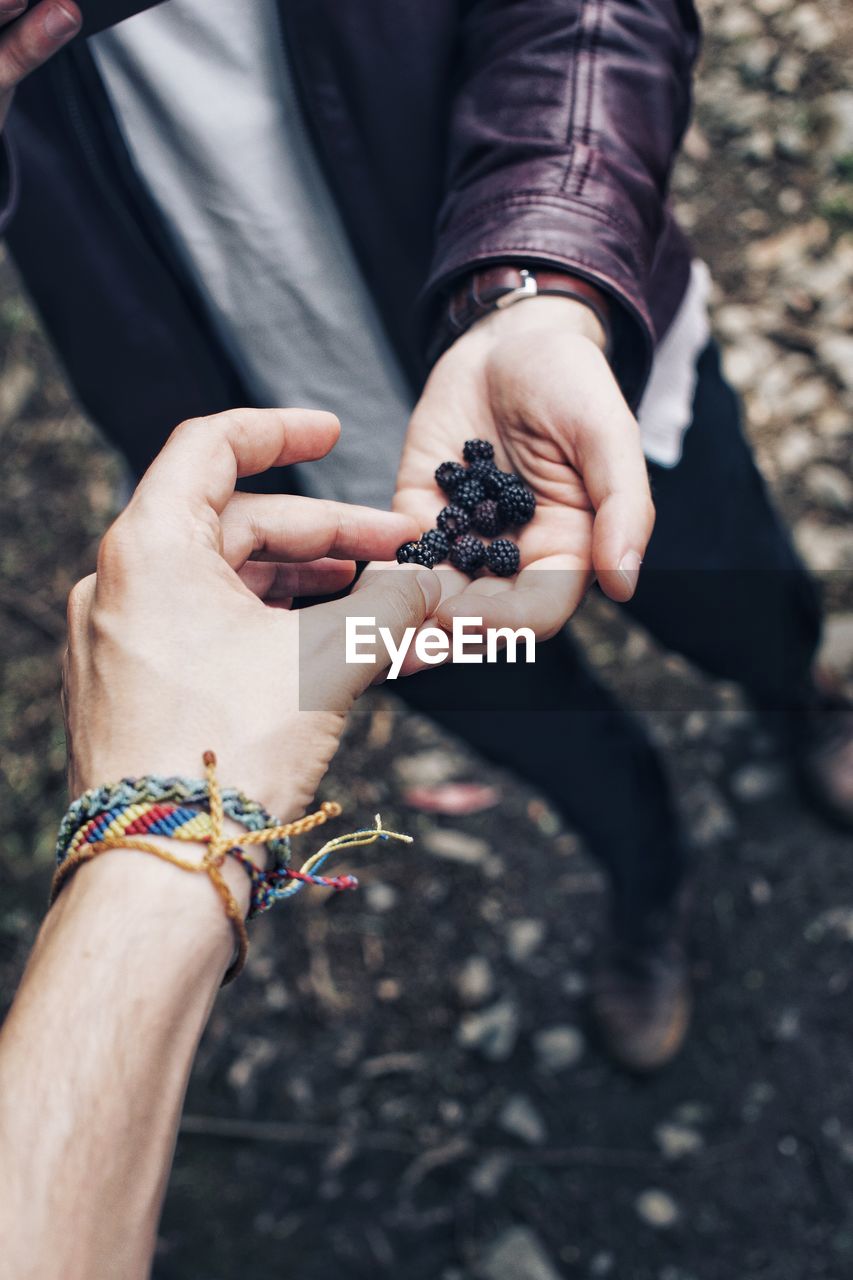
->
(0, 406), (439, 1280)
(394, 270), (656, 639)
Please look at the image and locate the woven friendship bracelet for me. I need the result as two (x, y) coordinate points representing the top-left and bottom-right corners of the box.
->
(55, 774), (292, 868)
(51, 753), (413, 983)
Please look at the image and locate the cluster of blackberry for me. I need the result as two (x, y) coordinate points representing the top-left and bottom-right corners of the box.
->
(396, 439), (535, 577)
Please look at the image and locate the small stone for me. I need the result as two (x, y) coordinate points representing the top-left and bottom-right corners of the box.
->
(683, 710), (709, 740)
(365, 882), (397, 913)
(824, 91), (853, 157)
(479, 1226), (563, 1280)
(507, 918), (546, 963)
(806, 906), (853, 944)
(654, 1122), (705, 1161)
(784, 378), (827, 417)
(457, 999), (520, 1061)
(742, 130), (774, 162)
(533, 1025), (585, 1072)
(674, 1101), (711, 1127)
(820, 614), (853, 675)
(717, 7), (762, 39)
(560, 970), (588, 998)
(227, 1038), (277, 1094)
(589, 1254), (614, 1277)
(469, 1153), (512, 1197)
(498, 1094), (547, 1145)
(817, 333), (853, 391)
(0, 363), (37, 430)
(778, 186), (804, 215)
(721, 337), (776, 390)
(455, 955), (495, 1006)
(528, 797), (562, 837)
(775, 124), (808, 160)
(777, 427), (814, 472)
(423, 828), (490, 865)
(682, 122), (710, 163)
(714, 304), (753, 340)
(818, 407), (849, 439)
(394, 750), (461, 787)
(805, 465), (853, 513)
(264, 980), (289, 1011)
(773, 54), (803, 94)
(786, 4), (834, 51)
(729, 762), (785, 802)
(795, 519), (853, 572)
(635, 1189), (681, 1229)
(771, 1007), (801, 1041)
(439, 1098), (465, 1125)
(738, 38), (777, 83)
(685, 781), (737, 847)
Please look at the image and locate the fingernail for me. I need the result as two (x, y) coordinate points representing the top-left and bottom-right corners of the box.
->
(617, 550), (642, 595)
(44, 3), (81, 38)
(415, 568), (440, 614)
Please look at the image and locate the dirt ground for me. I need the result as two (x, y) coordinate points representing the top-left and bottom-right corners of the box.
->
(2, 2), (853, 1277)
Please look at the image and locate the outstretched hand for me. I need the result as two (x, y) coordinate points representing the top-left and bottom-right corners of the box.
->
(64, 407), (438, 823)
(394, 296), (655, 641)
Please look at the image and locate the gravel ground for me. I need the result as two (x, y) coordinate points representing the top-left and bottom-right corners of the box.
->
(2, 2), (853, 1277)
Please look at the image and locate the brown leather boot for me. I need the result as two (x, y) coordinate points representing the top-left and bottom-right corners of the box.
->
(590, 934), (692, 1073)
(794, 672), (853, 829)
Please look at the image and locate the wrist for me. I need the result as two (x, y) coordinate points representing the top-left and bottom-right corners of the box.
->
(474, 293), (608, 351)
(44, 818), (260, 969)
(434, 265), (611, 363)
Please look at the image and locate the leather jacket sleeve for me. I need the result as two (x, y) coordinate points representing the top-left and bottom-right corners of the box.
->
(426, 0), (701, 405)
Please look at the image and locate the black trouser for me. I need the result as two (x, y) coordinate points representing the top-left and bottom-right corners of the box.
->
(395, 342), (822, 944)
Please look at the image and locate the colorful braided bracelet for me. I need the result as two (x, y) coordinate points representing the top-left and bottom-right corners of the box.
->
(52, 751), (412, 983)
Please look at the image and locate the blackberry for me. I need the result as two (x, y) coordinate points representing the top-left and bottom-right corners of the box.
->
(462, 439), (495, 464)
(396, 540), (437, 568)
(452, 477), (486, 511)
(449, 533), (487, 574)
(420, 528), (450, 562)
(437, 504), (471, 538)
(482, 467), (525, 500)
(467, 458), (498, 484)
(434, 460), (467, 495)
(497, 483), (536, 527)
(471, 498), (505, 537)
(485, 538), (520, 577)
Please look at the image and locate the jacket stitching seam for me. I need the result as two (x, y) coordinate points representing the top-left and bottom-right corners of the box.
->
(562, 0), (588, 190)
(440, 191), (646, 259)
(574, 0), (604, 198)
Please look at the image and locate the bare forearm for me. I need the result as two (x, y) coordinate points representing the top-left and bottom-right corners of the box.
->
(0, 850), (245, 1280)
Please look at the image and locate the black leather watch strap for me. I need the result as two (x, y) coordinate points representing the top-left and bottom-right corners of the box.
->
(435, 265), (612, 361)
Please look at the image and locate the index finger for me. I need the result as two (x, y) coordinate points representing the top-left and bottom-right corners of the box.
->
(219, 492), (418, 568)
(133, 408), (342, 519)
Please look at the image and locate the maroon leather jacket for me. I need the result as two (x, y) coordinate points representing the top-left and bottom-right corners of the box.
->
(1, 0), (700, 475)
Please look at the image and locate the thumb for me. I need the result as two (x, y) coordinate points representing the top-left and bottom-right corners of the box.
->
(574, 400), (656, 603)
(300, 565), (441, 710)
(591, 486), (656, 603)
